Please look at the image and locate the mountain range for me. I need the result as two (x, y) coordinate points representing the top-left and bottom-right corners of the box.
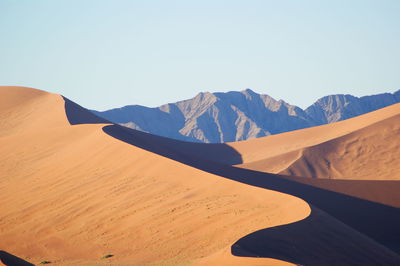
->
(93, 89), (400, 143)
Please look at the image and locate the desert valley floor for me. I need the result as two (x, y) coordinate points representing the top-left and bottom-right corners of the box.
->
(1, 86), (399, 265)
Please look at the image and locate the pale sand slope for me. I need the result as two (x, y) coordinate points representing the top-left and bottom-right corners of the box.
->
(1, 87), (399, 265)
(232, 103), (400, 180)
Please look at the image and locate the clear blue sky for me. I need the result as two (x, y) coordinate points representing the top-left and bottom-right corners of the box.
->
(1, 0), (399, 110)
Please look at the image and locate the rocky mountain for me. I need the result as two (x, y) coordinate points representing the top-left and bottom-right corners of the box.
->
(305, 91), (400, 125)
(92, 89), (400, 143)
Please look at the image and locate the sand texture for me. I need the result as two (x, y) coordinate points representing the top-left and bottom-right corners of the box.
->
(1, 86), (399, 265)
(231, 103), (400, 180)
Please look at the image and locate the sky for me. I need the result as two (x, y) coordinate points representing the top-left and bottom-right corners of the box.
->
(1, 0), (399, 110)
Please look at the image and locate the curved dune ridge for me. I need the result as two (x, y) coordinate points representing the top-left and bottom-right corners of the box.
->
(0, 86), (399, 265)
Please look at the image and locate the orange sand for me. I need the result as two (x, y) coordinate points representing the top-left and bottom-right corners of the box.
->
(232, 103), (400, 180)
(1, 86), (399, 265)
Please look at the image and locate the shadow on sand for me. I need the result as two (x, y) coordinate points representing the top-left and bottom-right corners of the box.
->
(64, 96), (243, 165)
(63, 97), (110, 125)
(232, 207), (400, 266)
(0, 251), (34, 266)
(62, 100), (400, 264)
(102, 125), (400, 261)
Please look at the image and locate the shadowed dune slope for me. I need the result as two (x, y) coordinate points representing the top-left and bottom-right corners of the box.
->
(0, 251), (34, 266)
(1, 87), (399, 265)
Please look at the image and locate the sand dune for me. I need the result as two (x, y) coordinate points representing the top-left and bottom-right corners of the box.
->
(281, 112), (400, 179)
(1, 86), (399, 265)
(229, 102), (400, 163)
(232, 103), (400, 180)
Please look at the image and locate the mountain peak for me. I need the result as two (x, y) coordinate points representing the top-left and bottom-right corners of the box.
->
(194, 91), (216, 100)
(241, 88), (256, 93)
(240, 88), (259, 96)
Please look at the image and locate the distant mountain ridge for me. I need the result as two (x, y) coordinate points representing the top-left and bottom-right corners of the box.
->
(92, 89), (400, 143)
(305, 92), (400, 124)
